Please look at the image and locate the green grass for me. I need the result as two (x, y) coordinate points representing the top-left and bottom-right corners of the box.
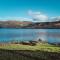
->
(0, 43), (60, 53)
(0, 43), (60, 60)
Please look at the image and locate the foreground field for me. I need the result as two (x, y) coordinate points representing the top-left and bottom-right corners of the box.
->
(0, 43), (60, 53)
(0, 43), (60, 60)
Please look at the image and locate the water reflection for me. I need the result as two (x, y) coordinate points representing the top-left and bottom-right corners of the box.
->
(0, 29), (60, 43)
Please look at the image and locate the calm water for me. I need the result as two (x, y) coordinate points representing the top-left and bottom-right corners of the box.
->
(0, 28), (60, 43)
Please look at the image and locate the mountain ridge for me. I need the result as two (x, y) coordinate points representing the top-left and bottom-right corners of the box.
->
(0, 20), (60, 29)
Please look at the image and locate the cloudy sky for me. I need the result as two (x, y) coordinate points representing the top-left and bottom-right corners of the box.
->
(0, 0), (60, 22)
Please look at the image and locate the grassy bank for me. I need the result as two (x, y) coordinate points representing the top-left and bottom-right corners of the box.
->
(0, 43), (60, 60)
(0, 43), (60, 53)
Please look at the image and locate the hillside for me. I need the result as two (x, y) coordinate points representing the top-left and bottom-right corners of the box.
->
(26, 21), (60, 29)
(0, 20), (60, 28)
(0, 21), (32, 28)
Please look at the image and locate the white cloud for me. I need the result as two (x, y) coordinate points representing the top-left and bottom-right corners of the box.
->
(0, 10), (60, 22)
(28, 10), (48, 22)
(0, 17), (33, 22)
(50, 16), (60, 22)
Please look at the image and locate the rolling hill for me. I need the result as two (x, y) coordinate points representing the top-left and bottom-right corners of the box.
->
(0, 20), (60, 28)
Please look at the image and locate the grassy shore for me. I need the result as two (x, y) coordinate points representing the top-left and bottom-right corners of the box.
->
(0, 42), (60, 60)
(0, 43), (60, 53)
